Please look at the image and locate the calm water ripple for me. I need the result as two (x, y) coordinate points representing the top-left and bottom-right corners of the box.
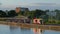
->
(0, 24), (60, 34)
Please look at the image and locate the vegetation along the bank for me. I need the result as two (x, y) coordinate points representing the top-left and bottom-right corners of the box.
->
(0, 9), (60, 24)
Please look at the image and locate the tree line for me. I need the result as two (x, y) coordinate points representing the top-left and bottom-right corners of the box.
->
(0, 10), (18, 17)
(0, 9), (60, 19)
(0, 9), (60, 24)
(0, 9), (47, 18)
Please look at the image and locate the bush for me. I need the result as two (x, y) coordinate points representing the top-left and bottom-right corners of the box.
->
(58, 22), (60, 24)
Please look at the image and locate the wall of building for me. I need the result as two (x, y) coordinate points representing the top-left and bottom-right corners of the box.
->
(15, 7), (29, 13)
(15, 7), (21, 13)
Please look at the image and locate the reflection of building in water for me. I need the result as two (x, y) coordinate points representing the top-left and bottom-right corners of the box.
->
(32, 28), (43, 34)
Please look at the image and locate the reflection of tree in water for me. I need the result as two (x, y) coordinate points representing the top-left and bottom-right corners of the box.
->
(20, 27), (31, 31)
(9, 26), (21, 34)
(10, 26), (19, 30)
(32, 28), (45, 34)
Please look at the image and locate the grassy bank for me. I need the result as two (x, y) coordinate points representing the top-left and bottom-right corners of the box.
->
(45, 20), (60, 24)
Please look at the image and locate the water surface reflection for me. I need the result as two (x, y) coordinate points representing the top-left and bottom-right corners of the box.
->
(32, 28), (44, 34)
(0, 24), (60, 34)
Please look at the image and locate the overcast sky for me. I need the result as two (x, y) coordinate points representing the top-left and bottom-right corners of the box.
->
(0, 0), (60, 10)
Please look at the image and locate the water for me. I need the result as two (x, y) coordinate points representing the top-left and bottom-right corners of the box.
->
(0, 24), (60, 34)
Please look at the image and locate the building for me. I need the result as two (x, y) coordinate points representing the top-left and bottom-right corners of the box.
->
(20, 7), (29, 11)
(4, 17), (31, 23)
(15, 7), (29, 13)
(15, 7), (21, 13)
(46, 11), (56, 17)
(33, 18), (43, 24)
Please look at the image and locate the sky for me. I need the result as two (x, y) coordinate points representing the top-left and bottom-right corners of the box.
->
(0, 0), (60, 11)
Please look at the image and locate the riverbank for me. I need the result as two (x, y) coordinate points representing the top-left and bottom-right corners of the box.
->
(0, 21), (60, 31)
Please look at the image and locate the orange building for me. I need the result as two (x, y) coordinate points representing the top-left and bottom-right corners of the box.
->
(15, 7), (29, 13)
(15, 7), (21, 13)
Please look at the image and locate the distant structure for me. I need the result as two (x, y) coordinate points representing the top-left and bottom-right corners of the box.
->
(15, 7), (21, 13)
(33, 18), (43, 24)
(15, 7), (29, 13)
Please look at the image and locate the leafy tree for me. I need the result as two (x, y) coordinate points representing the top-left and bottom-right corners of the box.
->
(55, 9), (60, 20)
(8, 10), (18, 17)
(0, 10), (6, 17)
(26, 9), (46, 19)
(27, 11), (35, 19)
(19, 11), (24, 15)
(34, 9), (46, 18)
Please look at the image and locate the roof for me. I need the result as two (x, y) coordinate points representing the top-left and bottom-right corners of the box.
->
(33, 18), (43, 20)
(15, 15), (28, 19)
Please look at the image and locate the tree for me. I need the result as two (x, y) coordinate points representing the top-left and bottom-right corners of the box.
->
(27, 11), (35, 19)
(55, 9), (60, 20)
(8, 10), (18, 17)
(0, 10), (6, 17)
(27, 9), (46, 19)
(19, 11), (24, 15)
(34, 9), (46, 18)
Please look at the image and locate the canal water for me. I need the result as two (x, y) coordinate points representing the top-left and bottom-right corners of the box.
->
(0, 24), (60, 34)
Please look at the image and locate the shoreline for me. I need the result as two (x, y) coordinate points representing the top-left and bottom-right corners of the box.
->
(0, 21), (60, 31)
